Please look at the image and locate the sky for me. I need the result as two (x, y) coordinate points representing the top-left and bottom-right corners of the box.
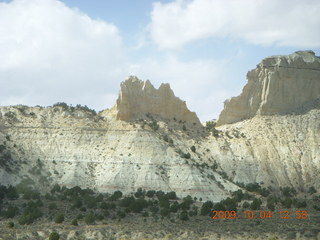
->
(0, 0), (319, 121)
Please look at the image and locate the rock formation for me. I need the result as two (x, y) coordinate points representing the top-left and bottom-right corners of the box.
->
(0, 51), (319, 201)
(110, 76), (201, 125)
(217, 51), (320, 126)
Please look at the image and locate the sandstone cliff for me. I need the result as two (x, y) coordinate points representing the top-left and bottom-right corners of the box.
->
(108, 76), (201, 125)
(217, 51), (320, 126)
(0, 51), (319, 202)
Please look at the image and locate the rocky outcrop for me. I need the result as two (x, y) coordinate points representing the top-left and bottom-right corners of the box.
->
(110, 76), (201, 125)
(217, 51), (320, 126)
(0, 52), (319, 202)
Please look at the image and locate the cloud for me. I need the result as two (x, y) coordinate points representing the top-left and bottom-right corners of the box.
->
(150, 0), (320, 49)
(0, 0), (127, 110)
(129, 55), (236, 121)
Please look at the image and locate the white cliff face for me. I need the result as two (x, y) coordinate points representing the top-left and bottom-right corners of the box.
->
(0, 51), (319, 201)
(109, 76), (201, 125)
(217, 51), (320, 126)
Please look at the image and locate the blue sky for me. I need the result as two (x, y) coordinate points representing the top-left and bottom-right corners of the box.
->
(0, 0), (319, 121)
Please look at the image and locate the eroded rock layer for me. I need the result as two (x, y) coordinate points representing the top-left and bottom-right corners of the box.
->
(111, 76), (201, 125)
(217, 51), (320, 126)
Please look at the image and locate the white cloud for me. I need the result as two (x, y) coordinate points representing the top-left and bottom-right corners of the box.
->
(0, 0), (127, 110)
(129, 55), (236, 121)
(150, 0), (320, 49)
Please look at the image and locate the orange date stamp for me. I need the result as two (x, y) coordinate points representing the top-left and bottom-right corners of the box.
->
(212, 210), (308, 220)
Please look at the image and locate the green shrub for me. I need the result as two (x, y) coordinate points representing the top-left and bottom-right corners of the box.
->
(150, 205), (159, 213)
(54, 213), (64, 223)
(18, 201), (43, 225)
(130, 198), (148, 213)
(280, 187), (296, 197)
(242, 201), (250, 209)
(281, 197), (292, 208)
(166, 191), (177, 200)
(179, 210), (189, 221)
(160, 208), (170, 217)
(308, 186), (317, 195)
(190, 146), (196, 153)
(250, 198), (262, 210)
(189, 206), (198, 216)
(71, 218), (78, 226)
(4, 205), (19, 218)
(134, 188), (145, 198)
(149, 120), (159, 131)
(146, 190), (155, 198)
(267, 202), (275, 211)
(49, 203), (57, 211)
(142, 211), (149, 217)
(109, 191), (122, 201)
(170, 202), (179, 213)
(293, 199), (307, 208)
(200, 201), (213, 216)
(116, 210), (126, 218)
(7, 221), (14, 228)
(49, 232), (60, 240)
(212, 202), (226, 211)
(231, 189), (244, 202)
(84, 212), (95, 225)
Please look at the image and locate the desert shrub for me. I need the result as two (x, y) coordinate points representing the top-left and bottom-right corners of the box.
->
(182, 152), (191, 159)
(48, 203), (57, 211)
(142, 211), (149, 217)
(166, 191), (177, 200)
(130, 198), (148, 213)
(149, 120), (159, 131)
(72, 198), (83, 209)
(4, 205), (19, 218)
(160, 208), (170, 217)
(50, 184), (61, 195)
(170, 202), (179, 213)
(109, 191), (122, 201)
(280, 187), (296, 197)
(231, 189), (244, 202)
(49, 232), (60, 240)
(242, 201), (250, 209)
(116, 210), (126, 218)
(293, 199), (307, 208)
(150, 205), (159, 213)
(200, 201), (213, 216)
(71, 218), (78, 226)
(6, 186), (18, 200)
(267, 201), (275, 211)
(179, 210), (189, 221)
(281, 197), (292, 208)
(54, 213), (64, 223)
(308, 186), (317, 194)
(189, 205), (198, 216)
(120, 196), (135, 208)
(84, 196), (98, 209)
(190, 146), (196, 153)
(156, 190), (165, 199)
(84, 212), (95, 225)
(7, 221), (14, 228)
(18, 201), (43, 225)
(221, 197), (238, 211)
(134, 188), (145, 198)
(250, 198), (262, 210)
(212, 202), (226, 211)
(53, 102), (68, 110)
(146, 190), (156, 198)
(76, 213), (84, 220)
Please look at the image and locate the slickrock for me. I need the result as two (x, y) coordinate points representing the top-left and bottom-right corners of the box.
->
(217, 51), (320, 126)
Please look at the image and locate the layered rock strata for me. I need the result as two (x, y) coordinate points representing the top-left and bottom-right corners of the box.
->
(217, 51), (320, 126)
(110, 76), (201, 125)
